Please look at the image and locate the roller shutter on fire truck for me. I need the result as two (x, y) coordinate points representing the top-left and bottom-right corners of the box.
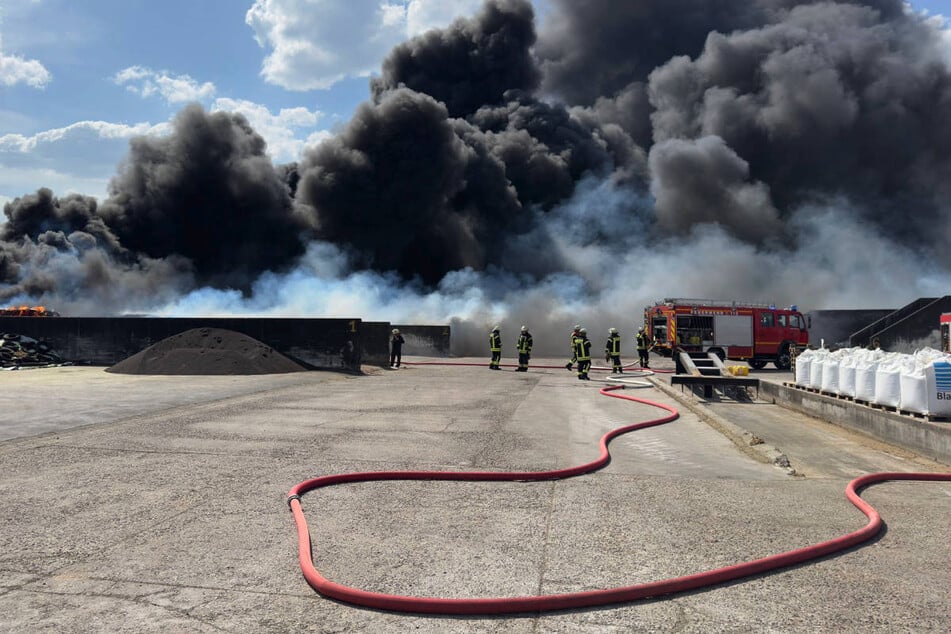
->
(713, 315), (752, 347)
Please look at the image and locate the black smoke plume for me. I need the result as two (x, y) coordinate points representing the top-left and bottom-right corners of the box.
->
(98, 104), (312, 291)
(0, 184), (202, 310)
(371, 0), (540, 118)
(641, 0), (951, 256)
(296, 88), (521, 284)
(2, 105), (312, 309)
(298, 0), (628, 284)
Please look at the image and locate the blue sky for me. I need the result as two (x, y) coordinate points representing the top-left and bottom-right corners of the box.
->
(0, 0), (947, 208)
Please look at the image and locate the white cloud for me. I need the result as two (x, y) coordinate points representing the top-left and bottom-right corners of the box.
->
(245, 0), (483, 91)
(0, 33), (52, 88)
(211, 97), (326, 162)
(905, 2), (951, 43)
(113, 65), (216, 104)
(0, 120), (169, 153)
(0, 162), (111, 201)
(304, 129), (333, 148)
(405, 0), (482, 36)
(379, 3), (406, 29)
(924, 14), (951, 64)
(0, 119), (170, 201)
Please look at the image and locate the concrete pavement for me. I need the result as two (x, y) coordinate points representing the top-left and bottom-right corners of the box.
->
(1, 358), (948, 632)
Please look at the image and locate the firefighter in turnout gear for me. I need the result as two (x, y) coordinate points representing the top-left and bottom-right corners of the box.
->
(489, 326), (502, 370)
(516, 325), (533, 372)
(566, 324), (582, 371)
(636, 326), (651, 368)
(605, 327), (623, 374)
(575, 328), (592, 380)
(390, 328), (405, 368)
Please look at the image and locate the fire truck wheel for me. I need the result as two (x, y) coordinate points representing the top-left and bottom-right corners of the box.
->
(774, 345), (792, 370)
(749, 359), (767, 370)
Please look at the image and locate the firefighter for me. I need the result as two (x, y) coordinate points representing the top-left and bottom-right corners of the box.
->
(575, 327), (592, 380)
(516, 325), (533, 372)
(390, 328), (405, 368)
(489, 326), (502, 370)
(565, 324), (581, 371)
(636, 326), (651, 368)
(605, 327), (623, 374)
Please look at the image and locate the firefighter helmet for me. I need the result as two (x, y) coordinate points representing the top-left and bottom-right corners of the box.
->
(521, 325), (528, 332)
(609, 327), (618, 334)
(392, 328), (400, 334)
(579, 327), (587, 335)
(493, 325), (500, 332)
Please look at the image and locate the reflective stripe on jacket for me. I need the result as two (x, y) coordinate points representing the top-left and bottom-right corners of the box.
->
(606, 334), (621, 355)
(574, 337), (591, 361)
(636, 332), (650, 350)
(517, 333), (533, 353)
(490, 332), (502, 351)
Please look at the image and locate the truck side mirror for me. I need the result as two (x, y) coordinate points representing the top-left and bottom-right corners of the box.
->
(807, 316), (812, 329)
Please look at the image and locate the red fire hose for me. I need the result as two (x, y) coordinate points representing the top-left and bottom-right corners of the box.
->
(287, 382), (950, 615)
(401, 359), (673, 374)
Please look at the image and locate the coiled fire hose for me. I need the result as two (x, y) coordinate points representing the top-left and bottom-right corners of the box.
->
(287, 374), (951, 615)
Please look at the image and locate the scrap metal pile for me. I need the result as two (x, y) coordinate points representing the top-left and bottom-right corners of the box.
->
(0, 306), (60, 317)
(0, 333), (66, 369)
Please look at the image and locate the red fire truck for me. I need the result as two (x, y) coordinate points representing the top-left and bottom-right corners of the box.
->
(644, 298), (810, 370)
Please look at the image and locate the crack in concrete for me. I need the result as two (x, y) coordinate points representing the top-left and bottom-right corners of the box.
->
(12, 583), (236, 632)
(534, 481), (558, 620)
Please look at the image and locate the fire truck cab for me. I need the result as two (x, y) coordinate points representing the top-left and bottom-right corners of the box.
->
(644, 298), (809, 370)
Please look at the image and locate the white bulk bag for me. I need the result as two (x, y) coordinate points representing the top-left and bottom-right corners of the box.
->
(899, 363), (929, 414)
(925, 358), (951, 417)
(855, 360), (878, 402)
(795, 349), (813, 386)
(873, 360), (902, 407)
(915, 348), (949, 368)
(839, 353), (858, 399)
(899, 349), (948, 414)
(809, 355), (824, 389)
(820, 356), (840, 394)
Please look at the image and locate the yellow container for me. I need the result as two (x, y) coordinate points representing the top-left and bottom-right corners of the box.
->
(727, 365), (750, 376)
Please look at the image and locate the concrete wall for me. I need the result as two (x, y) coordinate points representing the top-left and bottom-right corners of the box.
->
(761, 381), (951, 465)
(391, 324), (451, 356)
(0, 317), (362, 371)
(362, 322), (393, 366)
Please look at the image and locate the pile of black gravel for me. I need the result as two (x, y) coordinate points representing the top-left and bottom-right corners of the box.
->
(106, 327), (309, 375)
